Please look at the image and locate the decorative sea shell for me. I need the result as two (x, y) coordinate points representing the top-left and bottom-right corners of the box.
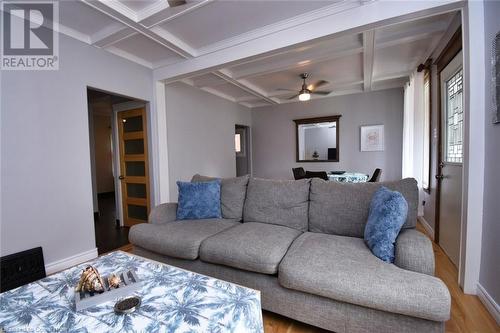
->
(108, 274), (121, 289)
(75, 266), (105, 293)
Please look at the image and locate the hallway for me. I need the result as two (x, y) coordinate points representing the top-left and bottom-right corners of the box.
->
(94, 192), (129, 255)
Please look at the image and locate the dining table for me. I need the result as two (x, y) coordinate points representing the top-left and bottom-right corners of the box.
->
(328, 172), (369, 183)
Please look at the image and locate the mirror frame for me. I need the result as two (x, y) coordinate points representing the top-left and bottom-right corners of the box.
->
(293, 115), (341, 162)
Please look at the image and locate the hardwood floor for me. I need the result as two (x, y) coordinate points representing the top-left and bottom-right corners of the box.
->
(122, 223), (499, 333)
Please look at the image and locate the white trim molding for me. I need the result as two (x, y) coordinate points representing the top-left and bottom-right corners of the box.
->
(45, 248), (98, 275)
(418, 216), (435, 240)
(477, 284), (500, 326)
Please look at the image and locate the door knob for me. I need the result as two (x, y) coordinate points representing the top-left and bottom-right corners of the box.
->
(435, 174), (444, 180)
(119, 175), (125, 180)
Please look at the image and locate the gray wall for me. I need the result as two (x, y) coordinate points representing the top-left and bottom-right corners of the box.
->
(165, 82), (252, 199)
(0, 34), (153, 265)
(251, 89), (404, 180)
(479, 0), (500, 308)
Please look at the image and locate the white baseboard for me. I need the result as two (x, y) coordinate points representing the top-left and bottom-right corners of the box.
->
(417, 216), (435, 240)
(477, 283), (500, 326)
(45, 248), (98, 275)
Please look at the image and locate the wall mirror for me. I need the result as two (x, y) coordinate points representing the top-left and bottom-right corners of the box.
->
(294, 115), (341, 162)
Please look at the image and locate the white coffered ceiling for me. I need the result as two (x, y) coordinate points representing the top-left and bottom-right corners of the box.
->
(52, 0), (459, 107)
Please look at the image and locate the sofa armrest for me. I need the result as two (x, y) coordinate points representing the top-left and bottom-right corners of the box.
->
(394, 229), (435, 276)
(148, 203), (178, 224)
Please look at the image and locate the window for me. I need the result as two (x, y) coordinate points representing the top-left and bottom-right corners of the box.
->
(234, 133), (241, 153)
(445, 69), (463, 163)
(422, 70), (431, 190)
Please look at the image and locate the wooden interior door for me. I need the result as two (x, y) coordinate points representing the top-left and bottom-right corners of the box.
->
(437, 51), (463, 268)
(117, 108), (150, 227)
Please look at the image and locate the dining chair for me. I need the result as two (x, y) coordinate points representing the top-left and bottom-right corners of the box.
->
(305, 171), (329, 181)
(368, 168), (382, 182)
(292, 167), (306, 180)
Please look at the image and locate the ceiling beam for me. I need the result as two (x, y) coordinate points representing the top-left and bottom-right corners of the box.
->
(153, 0), (463, 82)
(231, 43), (363, 80)
(214, 70), (279, 105)
(80, 0), (194, 58)
(373, 71), (410, 82)
(363, 30), (375, 92)
(138, 0), (214, 29)
(190, 74), (227, 88)
(90, 25), (135, 48)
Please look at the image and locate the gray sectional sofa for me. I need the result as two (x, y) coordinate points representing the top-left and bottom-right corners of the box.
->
(129, 175), (451, 333)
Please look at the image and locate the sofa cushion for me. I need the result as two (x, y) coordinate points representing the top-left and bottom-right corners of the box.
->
(278, 232), (451, 322)
(243, 178), (310, 231)
(192, 174), (249, 221)
(129, 219), (238, 260)
(200, 222), (302, 274)
(309, 178), (418, 238)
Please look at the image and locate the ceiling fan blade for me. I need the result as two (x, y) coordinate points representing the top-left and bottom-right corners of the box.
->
(287, 94), (300, 100)
(311, 90), (331, 95)
(275, 88), (297, 92)
(168, 0), (187, 7)
(308, 80), (329, 91)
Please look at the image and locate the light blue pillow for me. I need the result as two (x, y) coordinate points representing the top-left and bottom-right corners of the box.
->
(364, 186), (408, 263)
(176, 180), (222, 220)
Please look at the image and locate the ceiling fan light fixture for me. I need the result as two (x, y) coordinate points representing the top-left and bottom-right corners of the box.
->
(298, 89), (310, 101)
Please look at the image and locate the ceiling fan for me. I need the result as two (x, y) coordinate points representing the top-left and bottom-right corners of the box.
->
(277, 73), (331, 101)
(167, 0), (187, 7)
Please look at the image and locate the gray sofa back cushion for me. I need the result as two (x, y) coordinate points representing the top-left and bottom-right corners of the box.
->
(309, 178), (418, 238)
(191, 174), (249, 221)
(243, 178), (310, 231)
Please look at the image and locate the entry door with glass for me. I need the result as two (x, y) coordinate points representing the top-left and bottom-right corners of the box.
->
(117, 108), (150, 227)
(437, 50), (463, 268)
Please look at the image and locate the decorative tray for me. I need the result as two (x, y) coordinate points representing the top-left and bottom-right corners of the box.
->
(74, 270), (141, 311)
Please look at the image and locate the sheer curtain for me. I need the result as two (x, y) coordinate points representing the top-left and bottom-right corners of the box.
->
(402, 71), (425, 215)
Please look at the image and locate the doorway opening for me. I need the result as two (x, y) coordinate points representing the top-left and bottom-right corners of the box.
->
(87, 88), (149, 254)
(235, 125), (251, 177)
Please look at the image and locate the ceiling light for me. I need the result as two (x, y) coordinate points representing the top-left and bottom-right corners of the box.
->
(299, 90), (310, 101)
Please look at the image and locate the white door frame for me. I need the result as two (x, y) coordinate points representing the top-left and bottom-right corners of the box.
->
(459, 1), (485, 294)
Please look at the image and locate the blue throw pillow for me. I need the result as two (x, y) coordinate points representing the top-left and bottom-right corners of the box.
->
(176, 180), (222, 220)
(364, 186), (408, 263)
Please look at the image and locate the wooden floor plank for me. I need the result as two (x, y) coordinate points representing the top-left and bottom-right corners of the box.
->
(122, 222), (499, 332)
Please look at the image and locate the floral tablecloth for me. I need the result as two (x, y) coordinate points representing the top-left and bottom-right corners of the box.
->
(328, 172), (369, 183)
(0, 251), (263, 333)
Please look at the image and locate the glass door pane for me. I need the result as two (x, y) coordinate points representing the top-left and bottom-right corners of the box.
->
(445, 69), (463, 163)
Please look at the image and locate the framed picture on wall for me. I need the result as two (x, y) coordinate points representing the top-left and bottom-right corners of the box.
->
(360, 125), (384, 152)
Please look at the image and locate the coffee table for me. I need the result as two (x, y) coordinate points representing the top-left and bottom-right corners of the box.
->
(0, 251), (264, 332)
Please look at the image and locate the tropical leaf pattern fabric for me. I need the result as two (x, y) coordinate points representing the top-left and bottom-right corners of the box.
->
(0, 251), (263, 333)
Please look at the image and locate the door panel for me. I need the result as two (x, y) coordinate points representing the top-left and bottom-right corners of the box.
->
(117, 108), (150, 227)
(438, 51), (463, 268)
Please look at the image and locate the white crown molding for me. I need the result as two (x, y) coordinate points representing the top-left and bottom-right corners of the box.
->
(196, 1), (366, 56)
(136, 0), (170, 23)
(58, 24), (92, 44)
(477, 283), (500, 326)
(97, 0), (138, 21)
(45, 248), (98, 275)
(105, 46), (153, 68)
(90, 23), (134, 47)
(150, 26), (197, 56)
(139, 0), (213, 29)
